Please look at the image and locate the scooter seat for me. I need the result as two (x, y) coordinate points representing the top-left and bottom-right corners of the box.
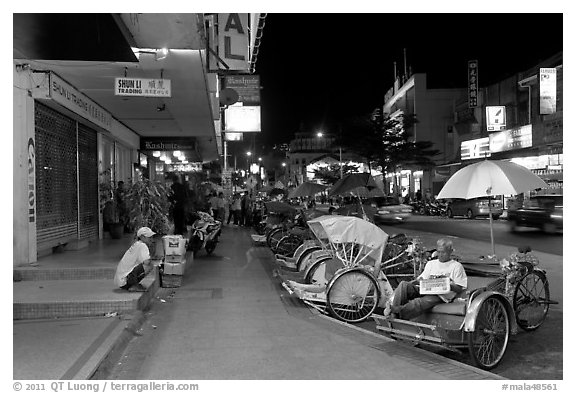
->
(429, 299), (467, 316)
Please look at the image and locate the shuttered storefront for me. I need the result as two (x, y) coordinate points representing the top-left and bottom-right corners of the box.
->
(35, 102), (98, 251)
(78, 123), (98, 240)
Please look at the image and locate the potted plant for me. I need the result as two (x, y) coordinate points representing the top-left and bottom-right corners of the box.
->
(125, 178), (172, 256)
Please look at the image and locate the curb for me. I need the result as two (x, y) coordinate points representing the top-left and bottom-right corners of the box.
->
(89, 310), (148, 379)
(89, 269), (161, 380)
(315, 312), (506, 380)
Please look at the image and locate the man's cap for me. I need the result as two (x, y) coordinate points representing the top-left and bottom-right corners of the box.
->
(137, 227), (156, 238)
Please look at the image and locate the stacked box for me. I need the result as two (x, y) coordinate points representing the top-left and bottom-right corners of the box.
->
(165, 254), (186, 263)
(162, 235), (187, 256)
(164, 260), (186, 275)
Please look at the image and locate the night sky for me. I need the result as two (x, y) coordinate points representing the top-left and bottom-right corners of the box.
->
(251, 13), (563, 149)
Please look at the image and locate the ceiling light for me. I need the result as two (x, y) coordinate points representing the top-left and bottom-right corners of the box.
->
(156, 48), (169, 61)
(165, 159), (172, 164)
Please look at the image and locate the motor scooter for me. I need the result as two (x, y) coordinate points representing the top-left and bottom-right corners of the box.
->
(188, 211), (222, 256)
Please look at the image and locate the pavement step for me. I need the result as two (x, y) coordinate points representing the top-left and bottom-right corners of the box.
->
(14, 267), (116, 281)
(13, 272), (159, 320)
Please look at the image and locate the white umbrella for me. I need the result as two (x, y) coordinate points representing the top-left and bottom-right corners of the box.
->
(437, 160), (547, 255)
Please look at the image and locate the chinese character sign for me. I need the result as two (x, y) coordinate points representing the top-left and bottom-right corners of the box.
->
(468, 60), (479, 108)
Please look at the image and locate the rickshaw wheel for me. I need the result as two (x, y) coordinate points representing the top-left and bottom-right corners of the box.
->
(467, 296), (510, 370)
(275, 235), (304, 257)
(326, 269), (380, 323)
(513, 270), (550, 331)
(267, 227), (288, 251)
(296, 246), (322, 271)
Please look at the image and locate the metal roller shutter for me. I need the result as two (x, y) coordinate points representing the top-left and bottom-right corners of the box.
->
(78, 123), (98, 240)
(35, 102), (78, 250)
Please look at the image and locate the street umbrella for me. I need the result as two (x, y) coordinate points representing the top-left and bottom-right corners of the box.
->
(328, 173), (378, 197)
(328, 173), (379, 221)
(340, 186), (385, 198)
(288, 182), (328, 199)
(437, 159), (547, 255)
(269, 187), (287, 199)
(264, 201), (297, 216)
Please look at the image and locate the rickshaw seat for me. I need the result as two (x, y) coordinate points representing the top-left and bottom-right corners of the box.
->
(429, 300), (467, 316)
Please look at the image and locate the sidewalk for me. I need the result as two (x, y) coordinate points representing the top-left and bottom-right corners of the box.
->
(12, 223), (513, 380)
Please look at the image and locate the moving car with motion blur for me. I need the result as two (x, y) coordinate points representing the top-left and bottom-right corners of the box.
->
(366, 196), (413, 224)
(445, 197), (503, 219)
(507, 194), (563, 234)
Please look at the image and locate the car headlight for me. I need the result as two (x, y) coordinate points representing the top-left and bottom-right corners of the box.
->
(378, 210), (390, 214)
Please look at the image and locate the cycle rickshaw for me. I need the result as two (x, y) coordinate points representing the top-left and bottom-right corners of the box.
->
(372, 246), (555, 370)
(280, 215), (402, 323)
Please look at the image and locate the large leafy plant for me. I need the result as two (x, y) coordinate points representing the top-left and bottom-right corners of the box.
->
(125, 178), (171, 235)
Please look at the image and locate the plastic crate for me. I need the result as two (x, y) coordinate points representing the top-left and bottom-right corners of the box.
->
(161, 273), (183, 288)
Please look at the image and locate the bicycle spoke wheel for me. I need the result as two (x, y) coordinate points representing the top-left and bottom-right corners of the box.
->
(326, 270), (380, 323)
(467, 296), (510, 370)
(513, 270), (550, 331)
(267, 228), (288, 251)
(275, 235), (303, 257)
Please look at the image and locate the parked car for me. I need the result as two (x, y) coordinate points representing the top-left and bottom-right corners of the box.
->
(507, 195), (563, 234)
(445, 197), (503, 219)
(365, 196), (413, 224)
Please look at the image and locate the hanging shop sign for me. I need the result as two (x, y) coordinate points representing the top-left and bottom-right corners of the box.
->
(224, 132), (244, 141)
(224, 106), (261, 132)
(115, 78), (171, 97)
(539, 68), (557, 115)
(218, 13), (250, 71)
(489, 125), (532, 153)
(140, 137), (196, 151)
(486, 106), (506, 131)
(224, 75), (260, 105)
(461, 137), (491, 160)
(468, 60), (479, 108)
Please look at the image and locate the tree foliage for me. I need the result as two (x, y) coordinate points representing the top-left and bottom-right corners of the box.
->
(341, 109), (439, 174)
(312, 163), (360, 185)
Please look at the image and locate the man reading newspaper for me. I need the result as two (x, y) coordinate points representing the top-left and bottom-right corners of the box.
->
(383, 238), (467, 320)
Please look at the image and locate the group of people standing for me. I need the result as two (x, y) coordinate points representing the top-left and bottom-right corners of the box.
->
(207, 191), (255, 226)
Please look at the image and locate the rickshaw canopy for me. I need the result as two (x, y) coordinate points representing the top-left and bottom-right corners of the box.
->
(307, 215), (389, 267)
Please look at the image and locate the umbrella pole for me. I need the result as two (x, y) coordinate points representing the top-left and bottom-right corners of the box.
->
(489, 203), (495, 256)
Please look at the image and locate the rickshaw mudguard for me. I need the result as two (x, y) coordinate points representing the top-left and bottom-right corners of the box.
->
(463, 290), (518, 334)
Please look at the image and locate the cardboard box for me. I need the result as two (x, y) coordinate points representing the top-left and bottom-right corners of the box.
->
(165, 254), (186, 263)
(163, 260), (186, 276)
(163, 235), (186, 256)
(419, 277), (451, 295)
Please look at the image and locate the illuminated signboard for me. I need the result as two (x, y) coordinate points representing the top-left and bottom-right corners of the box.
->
(539, 68), (557, 115)
(486, 106), (506, 131)
(461, 137), (491, 160)
(224, 132), (244, 141)
(489, 125), (532, 153)
(224, 106), (261, 132)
